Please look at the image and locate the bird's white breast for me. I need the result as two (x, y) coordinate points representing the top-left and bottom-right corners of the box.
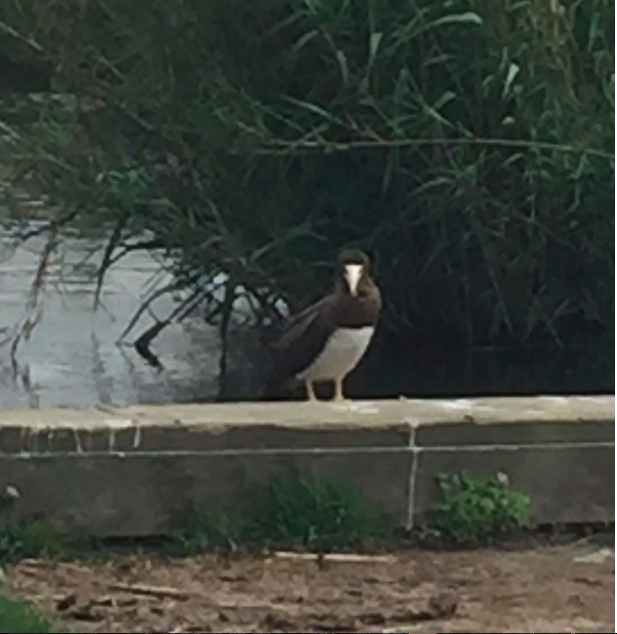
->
(296, 326), (375, 381)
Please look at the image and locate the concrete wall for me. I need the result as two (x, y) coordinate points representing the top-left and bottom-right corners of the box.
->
(0, 396), (613, 537)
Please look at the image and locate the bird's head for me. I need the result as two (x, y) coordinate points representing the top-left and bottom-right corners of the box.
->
(336, 248), (373, 296)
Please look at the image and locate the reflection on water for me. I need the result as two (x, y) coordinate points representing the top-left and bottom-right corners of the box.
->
(0, 224), (612, 410)
(0, 226), (230, 409)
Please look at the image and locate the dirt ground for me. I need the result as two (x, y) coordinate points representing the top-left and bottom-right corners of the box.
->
(5, 542), (614, 634)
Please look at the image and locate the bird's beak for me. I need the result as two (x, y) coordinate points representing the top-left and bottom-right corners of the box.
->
(344, 264), (363, 296)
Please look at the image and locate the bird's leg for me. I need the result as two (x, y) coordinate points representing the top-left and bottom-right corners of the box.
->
(305, 380), (317, 401)
(333, 377), (347, 402)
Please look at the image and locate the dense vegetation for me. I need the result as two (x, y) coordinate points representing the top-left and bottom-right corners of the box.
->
(0, 0), (613, 364)
(0, 593), (56, 633)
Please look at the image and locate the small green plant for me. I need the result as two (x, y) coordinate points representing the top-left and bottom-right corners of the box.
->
(243, 467), (386, 551)
(0, 593), (56, 633)
(426, 471), (530, 544)
(0, 520), (67, 564)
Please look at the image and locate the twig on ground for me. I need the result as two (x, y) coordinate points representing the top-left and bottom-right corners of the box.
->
(107, 582), (190, 601)
(271, 551), (395, 563)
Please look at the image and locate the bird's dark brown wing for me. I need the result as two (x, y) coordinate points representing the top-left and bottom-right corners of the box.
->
(263, 294), (337, 393)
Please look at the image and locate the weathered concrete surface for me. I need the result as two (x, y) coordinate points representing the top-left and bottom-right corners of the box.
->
(0, 396), (613, 536)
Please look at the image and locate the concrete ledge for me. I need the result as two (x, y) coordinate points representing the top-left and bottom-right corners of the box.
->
(0, 396), (613, 537)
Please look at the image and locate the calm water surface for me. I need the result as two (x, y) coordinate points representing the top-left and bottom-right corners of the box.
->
(0, 227), (228, 409)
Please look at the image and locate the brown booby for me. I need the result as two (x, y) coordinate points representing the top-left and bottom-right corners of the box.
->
(263, 248), (381, 401)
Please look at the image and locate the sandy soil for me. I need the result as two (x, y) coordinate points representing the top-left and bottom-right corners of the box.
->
(5, 542), (614, 633)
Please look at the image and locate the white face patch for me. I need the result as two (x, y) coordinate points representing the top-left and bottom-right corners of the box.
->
(344, 264), (363, 295)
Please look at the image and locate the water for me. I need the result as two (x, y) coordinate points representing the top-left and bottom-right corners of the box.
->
(0, 225), (612, 410)
(0, 227), (231, 409)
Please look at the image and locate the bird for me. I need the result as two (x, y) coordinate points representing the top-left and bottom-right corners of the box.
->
(262, 248), (381, 402)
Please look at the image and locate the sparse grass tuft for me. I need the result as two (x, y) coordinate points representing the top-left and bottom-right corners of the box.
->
(174, 468), (387, 554)
(243, 468), (386, 551)
(174, 506), (246, 555)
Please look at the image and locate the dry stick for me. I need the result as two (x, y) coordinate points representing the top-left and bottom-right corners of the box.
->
(108, 582), (190, 601)
(107, 583), (282, 612)
(115, 281), (185, 343)
(134, 321), (166, 369)
(132, 287), (203, 368)
(271, 551), (395, 563)
(107, 239), (168, 267)
(379, 627), (431, 633)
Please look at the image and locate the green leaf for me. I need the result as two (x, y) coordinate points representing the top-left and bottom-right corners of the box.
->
(335, 49), (349, 85)
(428, 12), (483, 29)
(503, 62), (520, 98)
(367, 31), (383, 73)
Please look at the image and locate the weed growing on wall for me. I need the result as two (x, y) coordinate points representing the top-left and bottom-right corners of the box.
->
(426, 471), (530, 544)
